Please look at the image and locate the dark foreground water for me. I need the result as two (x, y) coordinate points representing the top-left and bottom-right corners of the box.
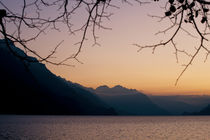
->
(0, 115), (210, 140)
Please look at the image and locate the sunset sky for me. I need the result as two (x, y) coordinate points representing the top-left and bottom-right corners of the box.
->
(2, 0), (210, 95)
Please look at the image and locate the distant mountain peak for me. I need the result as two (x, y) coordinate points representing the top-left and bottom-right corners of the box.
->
(94, 85), (169, 115)
(112, 85), (125, 89)
(96, 85), (110, 90)
(95, 84), (143, 96)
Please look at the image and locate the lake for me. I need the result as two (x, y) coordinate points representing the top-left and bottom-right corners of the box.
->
(0, 115), (210, 140)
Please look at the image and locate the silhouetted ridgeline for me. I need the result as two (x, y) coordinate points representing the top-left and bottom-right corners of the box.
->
(0, 39), (116, 115)
(183, 104), (210, 115)
(89, 85), (170, 115)
(2, 39), (209, 116)
(149, 95), (210, 115)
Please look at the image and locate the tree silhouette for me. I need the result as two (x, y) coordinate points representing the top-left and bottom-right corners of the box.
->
(0, 0), (210, 84)
(135, 0), (210, 84)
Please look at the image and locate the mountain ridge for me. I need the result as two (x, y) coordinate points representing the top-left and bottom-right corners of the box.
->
(91, 85), (170, 115)
(0, 39), (116, 115)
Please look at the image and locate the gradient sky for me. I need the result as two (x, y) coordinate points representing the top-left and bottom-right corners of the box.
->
(2, 1), (210, 95)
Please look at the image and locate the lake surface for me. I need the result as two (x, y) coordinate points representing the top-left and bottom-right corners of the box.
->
(0, 115), (210, 140)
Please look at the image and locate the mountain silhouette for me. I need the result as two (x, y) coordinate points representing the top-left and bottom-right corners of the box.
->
(0, 39), (116, 115)
(183, 104), (210, 115)
(197, 104), (210, 115)
(149, 95), (205, 115)
(93, 85), (169, 115)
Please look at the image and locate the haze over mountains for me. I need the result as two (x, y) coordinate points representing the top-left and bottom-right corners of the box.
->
(88, 85), (210, 115)
(89, 85), (169, 115)
(149, 95), (210, 115)
(0, 40), (115, 115)
(1, 39), (210, 115)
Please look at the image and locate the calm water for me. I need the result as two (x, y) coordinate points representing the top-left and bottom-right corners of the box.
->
(0, 115), (210, 140)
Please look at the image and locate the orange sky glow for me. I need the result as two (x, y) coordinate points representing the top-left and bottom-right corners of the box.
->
(2, 1), (210, 95)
